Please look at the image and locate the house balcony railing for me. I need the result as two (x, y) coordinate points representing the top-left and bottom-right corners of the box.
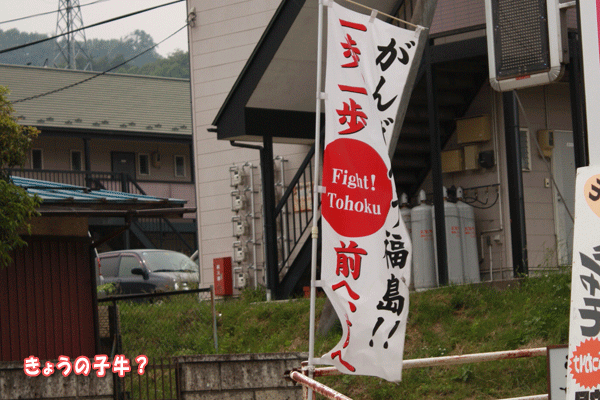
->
(6, 168), (197, 253)
(6, 168), (146, 195)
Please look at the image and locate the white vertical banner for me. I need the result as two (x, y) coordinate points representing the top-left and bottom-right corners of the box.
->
(567, 166), (600, 399)
(316, 1), (420, 382)
(579, 0), (600, 165)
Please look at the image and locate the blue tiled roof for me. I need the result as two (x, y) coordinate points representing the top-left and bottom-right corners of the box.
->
(10, 176), (187, 206)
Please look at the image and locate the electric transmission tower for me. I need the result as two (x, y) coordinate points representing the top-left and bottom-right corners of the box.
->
(54, 0), (92, 69)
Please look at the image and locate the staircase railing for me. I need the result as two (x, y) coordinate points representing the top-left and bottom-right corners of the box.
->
(132, 217), (197, 255)
(274, 144), (317, 276)
(272, 0), (416, 279)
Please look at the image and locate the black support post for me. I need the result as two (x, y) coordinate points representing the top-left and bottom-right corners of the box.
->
(425, 47), (448, 286)
(568, 30), (589, 168)
(83, 137), (92, 188)
(502, 90), (528, 277)
(261, 133), (279, 298)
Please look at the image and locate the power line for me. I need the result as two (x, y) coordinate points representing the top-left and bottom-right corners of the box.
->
(0, 0), (109, 26)
(13, 23), (188, 104)
(0, 0), (184, 55)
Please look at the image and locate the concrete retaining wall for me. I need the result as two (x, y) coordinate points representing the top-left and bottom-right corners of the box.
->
(1, 353), (307, 399)
(177, 352), (307, 400)
(0, 361), (113, 400)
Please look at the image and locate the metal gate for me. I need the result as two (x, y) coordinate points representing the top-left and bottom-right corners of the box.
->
(98, 287), (216, 400)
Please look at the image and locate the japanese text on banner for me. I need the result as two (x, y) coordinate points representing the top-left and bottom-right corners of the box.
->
(318, 2), (419, 382)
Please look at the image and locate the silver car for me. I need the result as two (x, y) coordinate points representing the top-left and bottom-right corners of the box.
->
(97, 249), (200, 294)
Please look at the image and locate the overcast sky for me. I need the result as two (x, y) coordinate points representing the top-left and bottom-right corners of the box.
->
(1, 0), (189, 57)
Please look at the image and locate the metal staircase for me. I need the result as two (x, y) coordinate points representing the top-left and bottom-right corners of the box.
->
(272, 42), (489, 298)
(392, 55), (489, 197)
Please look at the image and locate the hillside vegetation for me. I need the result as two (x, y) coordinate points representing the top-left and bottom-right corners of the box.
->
(0, 28), (189, 78)
(120, 270), (570, 400)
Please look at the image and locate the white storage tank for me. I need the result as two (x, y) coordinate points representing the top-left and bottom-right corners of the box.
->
(432, 187), (463, 285)
(400, 193), (412, 236)
(410, 190), (437, 289)
(399, 193), (412, 288)
(457, 187), (480, 283)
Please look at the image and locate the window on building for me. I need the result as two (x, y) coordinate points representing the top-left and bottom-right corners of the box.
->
(31, 149), (43, 170)
(174, 155), (185, 178)
(71, 150), (82, 171)
(138, 153), (150, 176)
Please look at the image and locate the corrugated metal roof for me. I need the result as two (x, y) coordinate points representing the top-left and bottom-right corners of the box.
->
(11, 176), (187, 205)
(0, 64), (192, 136)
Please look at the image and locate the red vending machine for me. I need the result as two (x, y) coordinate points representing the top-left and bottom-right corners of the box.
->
(213, 257), (233, 296)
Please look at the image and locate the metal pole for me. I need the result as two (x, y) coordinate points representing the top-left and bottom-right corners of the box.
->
(247, 163), (259, 289)
(308, 1), (326, 399)
(311, 347), (547, 377)
(290, 371), (354, 400)
(262, 133), (279, 298)
(503, 90), (528, 276)
(568, 30), (589, 168)
(425, 45), (448, 286)
(211, 285), (218, 353)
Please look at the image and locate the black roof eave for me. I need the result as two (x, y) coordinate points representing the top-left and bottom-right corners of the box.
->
(35, 125), (193, 143)
(211, 1), (487, 143)
(39, 206), (196, 217)
(211, 0), (306, 142)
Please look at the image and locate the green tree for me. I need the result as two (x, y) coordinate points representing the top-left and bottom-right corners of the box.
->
(115, 50), (190, 78)
(0, 86), (41, 267)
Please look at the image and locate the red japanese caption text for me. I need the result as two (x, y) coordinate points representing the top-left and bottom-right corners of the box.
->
(23, 354), (149, 377)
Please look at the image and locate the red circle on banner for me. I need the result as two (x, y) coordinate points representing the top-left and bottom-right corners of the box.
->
(569, 337), (600, 389)
(322, 139), (392, 237)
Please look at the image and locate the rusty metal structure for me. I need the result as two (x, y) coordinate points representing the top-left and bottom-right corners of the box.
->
(288, 347), (550, 400)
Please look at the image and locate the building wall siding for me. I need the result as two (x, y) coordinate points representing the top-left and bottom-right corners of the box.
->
(425, 82), (574, 279)
(0, 237), (96, 362)
(188, 0), (311, 291)
(430, 0), (485, 35)
(187, 0), (577, 288)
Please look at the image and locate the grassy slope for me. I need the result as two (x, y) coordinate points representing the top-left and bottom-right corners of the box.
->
(121, 271), (571, 400)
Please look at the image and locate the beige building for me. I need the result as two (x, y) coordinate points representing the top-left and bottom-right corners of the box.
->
(2, 64), (197, 253)
(186, 0), (580, 297)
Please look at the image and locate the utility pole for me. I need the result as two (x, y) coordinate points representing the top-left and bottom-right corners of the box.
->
(54, 0), (92, 69)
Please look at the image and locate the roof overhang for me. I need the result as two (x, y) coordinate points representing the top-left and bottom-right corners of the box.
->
(11, 176), (190, 214)
(211, 0), (403, 144)
(38, 207), (197, 218)
(37, 125), (193, 143)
